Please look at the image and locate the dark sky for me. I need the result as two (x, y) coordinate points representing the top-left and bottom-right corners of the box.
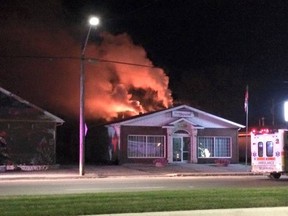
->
(1, 0), (288, 127)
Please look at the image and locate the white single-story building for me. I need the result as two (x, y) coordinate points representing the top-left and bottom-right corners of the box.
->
(105, 105), (245, 164)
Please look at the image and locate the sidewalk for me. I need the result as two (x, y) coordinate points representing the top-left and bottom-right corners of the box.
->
(94, 207), (288, 216)
(0, 163), (253, 180)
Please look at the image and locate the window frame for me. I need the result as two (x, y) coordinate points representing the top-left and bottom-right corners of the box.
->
(266, 141), (274, 157)
(198, 136), (232, 158)
(127, 135), (166, 159)
(258, 142), (264, 157)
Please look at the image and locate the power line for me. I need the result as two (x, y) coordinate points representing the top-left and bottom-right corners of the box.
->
(0, 55), (156, 68)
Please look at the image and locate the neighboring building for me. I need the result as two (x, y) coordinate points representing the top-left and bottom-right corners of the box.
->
(238, 131), (251, 163)
(0, 87), (64, 165)
(105, 105), (245, 164)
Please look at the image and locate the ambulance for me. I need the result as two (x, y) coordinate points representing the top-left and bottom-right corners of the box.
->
(251, 128), (288, 179)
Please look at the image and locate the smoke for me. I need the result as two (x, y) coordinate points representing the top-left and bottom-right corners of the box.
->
(85, 32), (173, 120)
(0, 1), (173, 121)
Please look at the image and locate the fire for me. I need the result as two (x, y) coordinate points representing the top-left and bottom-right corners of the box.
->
(84, 32), (173, 120)
(0, 9), (173, 121)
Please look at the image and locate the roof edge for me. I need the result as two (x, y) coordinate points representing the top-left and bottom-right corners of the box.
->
(0, 87), (64, 124)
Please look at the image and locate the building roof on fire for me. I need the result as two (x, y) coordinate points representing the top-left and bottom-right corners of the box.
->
(106, 105), (245, 129)
(0, 86), (64, 123)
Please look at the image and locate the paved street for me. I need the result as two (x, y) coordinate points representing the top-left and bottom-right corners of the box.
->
(0, 175), (288, 196)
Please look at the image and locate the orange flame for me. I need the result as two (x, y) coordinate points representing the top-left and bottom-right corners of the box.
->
(0, 11), (173, 121)
(84, 32), (173, 120)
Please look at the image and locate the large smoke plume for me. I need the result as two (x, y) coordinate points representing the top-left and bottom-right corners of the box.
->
(0, 1), (173, 121)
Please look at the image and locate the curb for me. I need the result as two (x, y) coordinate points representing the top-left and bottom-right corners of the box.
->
(166, 172), (258, 177)
(0, 164), (255, 180)
(0, 172), (257, 181)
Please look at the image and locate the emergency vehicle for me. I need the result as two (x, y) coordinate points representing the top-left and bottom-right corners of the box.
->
(251, 128), (288, 179)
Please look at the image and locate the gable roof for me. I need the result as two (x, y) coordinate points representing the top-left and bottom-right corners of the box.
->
(0, 87), (64, 123)
(106, 105), (245, 129)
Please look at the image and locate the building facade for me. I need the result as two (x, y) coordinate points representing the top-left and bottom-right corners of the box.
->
(0, 87), (64, 166)
(106, 105), (245, 164)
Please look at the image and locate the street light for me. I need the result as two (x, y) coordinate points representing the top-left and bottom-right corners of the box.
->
(79, 16), (100, 176)
(284, 101), (288, 123)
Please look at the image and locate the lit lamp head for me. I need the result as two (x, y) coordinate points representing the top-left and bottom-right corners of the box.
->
(89, 16), (100, 26)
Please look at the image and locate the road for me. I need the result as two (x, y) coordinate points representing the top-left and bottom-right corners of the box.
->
(0, 175), (288, 196)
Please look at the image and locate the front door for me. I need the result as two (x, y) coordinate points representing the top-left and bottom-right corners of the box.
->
(173, 137), (190, 162)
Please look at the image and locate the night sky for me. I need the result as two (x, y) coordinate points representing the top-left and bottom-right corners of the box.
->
(1, 0), (288, 127)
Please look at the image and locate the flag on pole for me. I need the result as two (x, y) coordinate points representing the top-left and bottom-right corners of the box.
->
(244, 85), (249, 113)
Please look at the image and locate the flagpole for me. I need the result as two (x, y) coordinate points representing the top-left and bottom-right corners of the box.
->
(245, 103), (248, 166)
(245, 85), (249, 167)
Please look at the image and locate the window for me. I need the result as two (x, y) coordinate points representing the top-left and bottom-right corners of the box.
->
(266, 141), (273, 157)
(198, 136), (231, 158)
(258, 142), (264, 157)
(128, 135), (165, 158)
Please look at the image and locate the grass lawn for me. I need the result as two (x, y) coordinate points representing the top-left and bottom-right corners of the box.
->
(1, 187), (288, 216)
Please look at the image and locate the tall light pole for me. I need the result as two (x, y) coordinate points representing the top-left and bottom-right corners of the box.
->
(79, 16), (100, 176)
(284, 101), (288, 128)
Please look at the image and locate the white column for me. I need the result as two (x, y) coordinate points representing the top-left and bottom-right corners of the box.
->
(191, 129), (198, 163)
(166, 128), (173, 163)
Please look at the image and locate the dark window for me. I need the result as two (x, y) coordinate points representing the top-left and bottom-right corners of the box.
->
(258, 142), (263, 157)
(266, 141), (273, 157)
